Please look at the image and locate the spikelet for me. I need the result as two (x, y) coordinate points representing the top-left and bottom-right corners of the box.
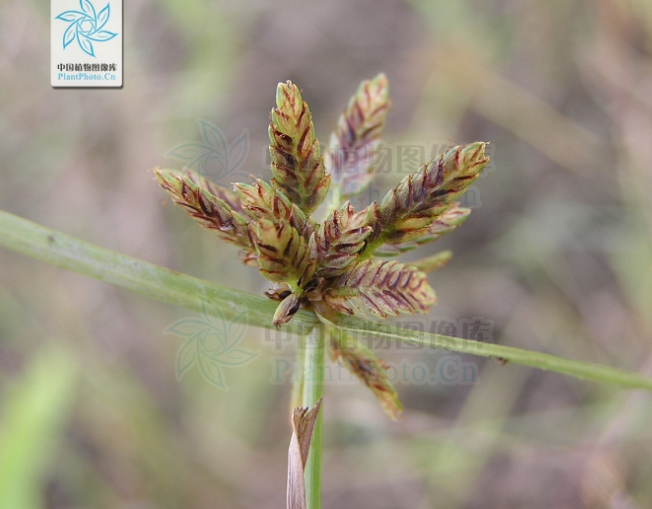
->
(376, 143), (488, 247)
(329, 73), (391, 198)
(249, 218), (312, 286)
(269, 81), (331, 214)
(324, 259), (436, 319)
(234, 178), (311, 238)
(311, 202), (373, 278)
(330, 329), (402, 419)
(154, 168), (251, 251)
(374, 204), (471, 256)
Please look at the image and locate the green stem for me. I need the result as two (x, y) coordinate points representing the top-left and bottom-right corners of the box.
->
(2, 210), (652, 392)
(301, 325), (326, 509)
(291, 339), (306, 411)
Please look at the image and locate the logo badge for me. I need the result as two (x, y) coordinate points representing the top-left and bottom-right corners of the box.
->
(51, 0), (123, 87)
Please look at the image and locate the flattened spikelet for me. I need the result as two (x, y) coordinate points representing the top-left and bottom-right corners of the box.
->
(234, 179), (311, 237)
(312, 202), (373, 278)
(154, 168), (252, 250)
(329, 73), (391, 198)
(376, 143), (488, 247)
(330, 330), (402, 419)
(249, 219), (312, 286)
(269, 81), (331, 213)
(324, 259), (436, 319)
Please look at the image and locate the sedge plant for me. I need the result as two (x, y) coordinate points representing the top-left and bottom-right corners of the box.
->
(2, 76), (652, 509)
(154, 74), (489, 507)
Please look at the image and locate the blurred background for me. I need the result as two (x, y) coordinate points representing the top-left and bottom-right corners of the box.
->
(1, 0), (652, 507)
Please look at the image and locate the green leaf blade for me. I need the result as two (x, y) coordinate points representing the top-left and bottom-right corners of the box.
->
(1, 209), (652, 392)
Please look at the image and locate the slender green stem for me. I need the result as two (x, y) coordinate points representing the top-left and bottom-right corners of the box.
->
(301, 325), (326, 509)
(291, 339), (306, 411)
(2, 210), (652, 392)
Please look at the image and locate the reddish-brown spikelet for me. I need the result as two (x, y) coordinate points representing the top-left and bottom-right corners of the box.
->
(312, 202), (373, 278)
(330, 330), (402, 419)
(375, 142), (489, 247)
(234, 178), (312, 238)
(324, 259), (436, 319)
(329, 73), (391, 197)
(269, 81), (331, 214)
(154, 168), (252, 251)
(249, 218), (312, 286)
